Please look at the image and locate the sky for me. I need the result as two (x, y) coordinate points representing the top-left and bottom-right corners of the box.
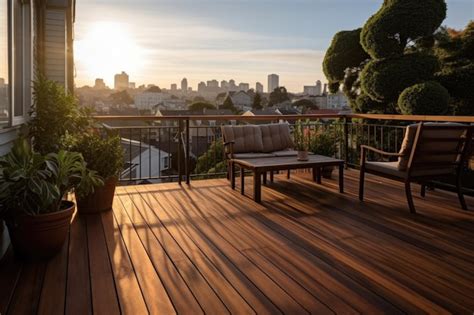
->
(74, 0), (474, 92)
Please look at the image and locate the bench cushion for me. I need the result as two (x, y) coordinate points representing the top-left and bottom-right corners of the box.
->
(367, 161), (454, 178)
(221, 125), (264, 153)
(259, 124), (294, 153)
(273, 150), (299, 157)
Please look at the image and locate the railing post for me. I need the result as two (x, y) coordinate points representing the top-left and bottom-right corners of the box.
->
(178, 119), (183, 185)
(343, 116), (350, 168)
(185, 119), (190, 185)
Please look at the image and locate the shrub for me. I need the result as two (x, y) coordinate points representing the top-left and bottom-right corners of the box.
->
(310, 131), (337, 157)
(398, 81), (450, 115)
(360, 53), (439, 102)
(69, 132), (124, 180)
(28, 76), (90, 155)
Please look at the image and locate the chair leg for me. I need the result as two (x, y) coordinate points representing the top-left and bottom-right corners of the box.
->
(287, 170), (290, 179)
(405, 181), (416, 214)
(420, 184), (426, 198)
(456, 176), (468, 210)
(359, 167), (365, 201)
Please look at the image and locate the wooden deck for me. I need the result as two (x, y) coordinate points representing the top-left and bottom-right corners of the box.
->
(1, 169), (474, 314)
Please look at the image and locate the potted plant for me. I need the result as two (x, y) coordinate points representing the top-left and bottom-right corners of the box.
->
(0, 138), (101, 260)
(70, 132), (124, 214)
(294, 120), (311, 161)
(310, 131), (338, 178)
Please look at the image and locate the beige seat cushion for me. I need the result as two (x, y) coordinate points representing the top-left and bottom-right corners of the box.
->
(367, 161), (454, 178)
(259, 124), (294, 153)
(221, 125), (264, 153)
(273, 150), (299, 157)
(233, 153), (274, 159)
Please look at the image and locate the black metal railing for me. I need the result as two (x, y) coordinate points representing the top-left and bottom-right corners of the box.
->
(97, 114), (474, 195)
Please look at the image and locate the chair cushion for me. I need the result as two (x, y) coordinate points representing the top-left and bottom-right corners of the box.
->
(397, 123), (466, 171)
(366, 161), (454, 178)
(273, 150), (299, 157)
(259, 124), (294, 153)
(233, 153), (274, 159)
(221, 125), (264, 153)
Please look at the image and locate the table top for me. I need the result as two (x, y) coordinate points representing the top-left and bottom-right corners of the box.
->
(233, 155), (344, 169)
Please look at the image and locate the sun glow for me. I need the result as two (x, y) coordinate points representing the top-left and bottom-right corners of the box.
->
(75, 22), (146, 86)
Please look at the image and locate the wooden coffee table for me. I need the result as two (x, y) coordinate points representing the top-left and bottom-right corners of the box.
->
(231, 155), (345, 203)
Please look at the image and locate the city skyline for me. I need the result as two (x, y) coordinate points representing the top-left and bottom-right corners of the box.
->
(74, 0), (473, 92)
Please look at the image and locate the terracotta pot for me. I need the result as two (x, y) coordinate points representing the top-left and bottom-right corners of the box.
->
(297, 151), (309, 161)
(76, 176), (118, 214)
(322, 166), (335, 179)
(6, 201), (74, 260)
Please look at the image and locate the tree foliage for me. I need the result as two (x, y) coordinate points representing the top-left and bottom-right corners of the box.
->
(268, 87), (290, 107)
(398, 81), (449, 115)
(360, 0), (447, 59)
(323, 29), (370, 89)
(221, 96), (238, 113)
(109, 90), (133, 106)
(195, 140), (225, 175)
(252, 93), (263, 110)
(189, 102), (216, 111)
(293, 99), (318, 113)
(360, 53), (439, 102)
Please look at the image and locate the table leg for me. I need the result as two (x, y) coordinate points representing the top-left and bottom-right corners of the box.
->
(253, 171), (261, 203)
(263, 172), (267, 185)
(231, 162), (235, 190)
(270, 171), (274, 182)
(339, 164), (344, 193)
(287, 169), (290, 179)
(240, 167), (245, 195)
(313, 167), (321, 184)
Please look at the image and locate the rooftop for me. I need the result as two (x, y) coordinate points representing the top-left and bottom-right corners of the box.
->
(1, 170), (473, 313)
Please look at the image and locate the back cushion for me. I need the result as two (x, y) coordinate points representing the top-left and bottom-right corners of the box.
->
(397, 124), (419, 170)
(221, 125), (264, 153)
(398, 123), (466, 171)
(259, 124), (295, 153)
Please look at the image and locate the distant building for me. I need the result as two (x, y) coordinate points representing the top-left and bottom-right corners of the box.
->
(114, 71), (129, 90)
(94, 78), (106, 90)
(135, 91), (167, 110)
(171, 83), (177, 91)
(303, 80), (322, 96)
(238, 83), (250, 91)
(327, 91), (349, 109)
(197, 82), (206, 92)
(221, 80), (229, 89)
(207, 80), (219, 88)
(268, 74), (279, 93)
(229, 79), (237, 91)
(129, 82), (136, 89)
(229, 91), (253, 111)
(181, 78), (188, 92)
(256, 82), (264, 94)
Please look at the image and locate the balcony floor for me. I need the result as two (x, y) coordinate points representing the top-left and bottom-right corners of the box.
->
(1, 169), (474, 314)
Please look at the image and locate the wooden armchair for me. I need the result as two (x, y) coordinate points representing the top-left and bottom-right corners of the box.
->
(359, 123), (473, 213)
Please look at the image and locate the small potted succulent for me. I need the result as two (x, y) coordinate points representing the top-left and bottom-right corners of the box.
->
(70, 132), (124, 214)
(0, 138), (101, 260)
(310, 131), (337, 178)
(294, 120), (311, 161)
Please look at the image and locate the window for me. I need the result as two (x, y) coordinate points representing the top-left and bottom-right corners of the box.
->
(0, 0), (10, 128)
(0, 0), (31, 129)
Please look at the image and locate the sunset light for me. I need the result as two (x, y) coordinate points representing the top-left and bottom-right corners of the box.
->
(75, 22), (146, 86)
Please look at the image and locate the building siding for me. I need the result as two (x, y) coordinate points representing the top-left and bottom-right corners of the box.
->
(44, 9), (67, 87)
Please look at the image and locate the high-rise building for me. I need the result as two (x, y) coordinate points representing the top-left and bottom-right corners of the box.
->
(229, 79), (237, 91)
(114, 71), (129, 90)
(198, 81), (206, 92)
(323, 83), (328, 95)
(94, 78), (106, 90)
(316, 80), (322, 96)
(171, 83), (177, 91)
(267, 74), (279, 93)
(207, 80), (219, 88)
(256, 82), (264, 94)
(129, 82), (136, 89)
(239, 83), (250, 91)
(181, 78), (188, 92)
(221, 80), (229, 89)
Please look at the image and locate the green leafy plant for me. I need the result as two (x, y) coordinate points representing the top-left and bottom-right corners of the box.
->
(68, 132), (124, 182)
(310, 131), (337, 157)
(293, 120), (311, 151)
(398, 81), (449, 115)
(28, 75), (91, 155)
(0, 138), (102, 218)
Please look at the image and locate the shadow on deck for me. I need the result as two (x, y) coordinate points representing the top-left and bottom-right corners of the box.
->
(1, 169), (473, 314)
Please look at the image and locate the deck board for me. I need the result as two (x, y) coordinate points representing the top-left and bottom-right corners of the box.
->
(1, 169), (473, 314)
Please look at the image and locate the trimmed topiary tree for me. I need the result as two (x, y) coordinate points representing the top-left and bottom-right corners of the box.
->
(360, 53), (439, 102)
(398, 81), (449, 115)
(360, 0), (447, 59)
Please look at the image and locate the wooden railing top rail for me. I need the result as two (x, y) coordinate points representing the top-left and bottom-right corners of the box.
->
(93, 113), (474, 123)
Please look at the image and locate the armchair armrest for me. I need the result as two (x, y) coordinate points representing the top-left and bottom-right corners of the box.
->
(360, 145), (403, 167)
(223, 141), (235, 159)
